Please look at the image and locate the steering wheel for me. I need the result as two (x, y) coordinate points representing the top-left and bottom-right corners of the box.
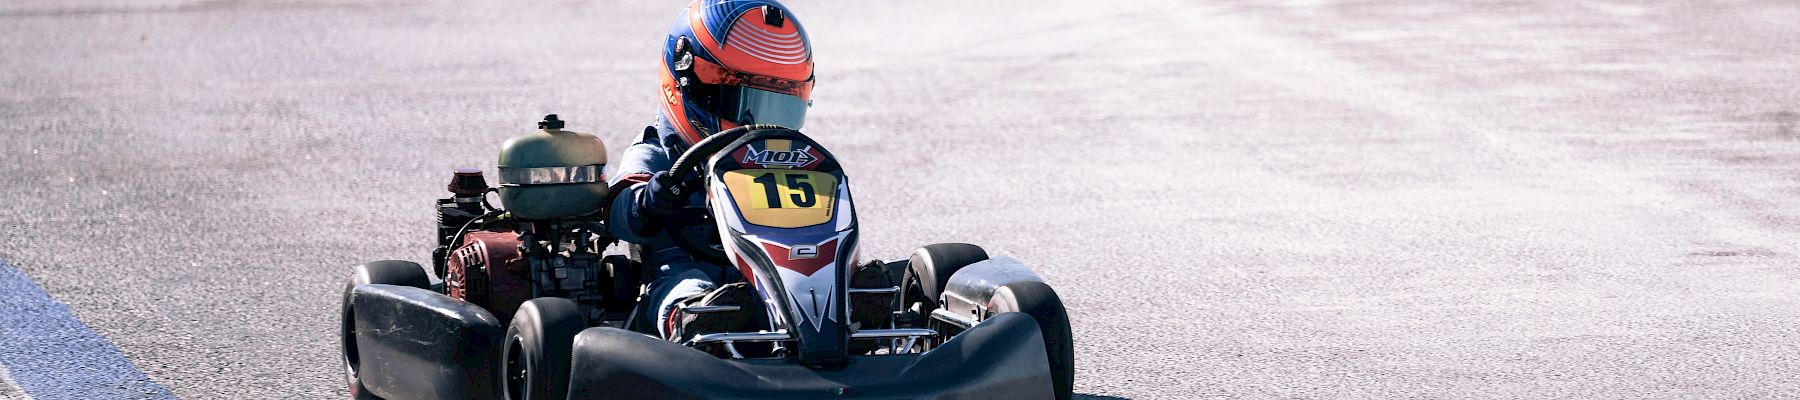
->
(658, 124), (788, 266)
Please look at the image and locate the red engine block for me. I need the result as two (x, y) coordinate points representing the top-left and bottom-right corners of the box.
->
(445, 228), (533, 322)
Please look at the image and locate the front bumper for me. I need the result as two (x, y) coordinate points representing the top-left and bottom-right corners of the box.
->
(567, 312), (1055, 399)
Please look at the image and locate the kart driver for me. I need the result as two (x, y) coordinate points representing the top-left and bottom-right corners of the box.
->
(605, 0), (815, 340)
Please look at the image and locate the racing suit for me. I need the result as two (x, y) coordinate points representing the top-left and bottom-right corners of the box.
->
(606, 114), (741, 339)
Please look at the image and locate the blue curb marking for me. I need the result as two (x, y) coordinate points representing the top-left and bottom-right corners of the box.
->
(0, 260), (177, 400)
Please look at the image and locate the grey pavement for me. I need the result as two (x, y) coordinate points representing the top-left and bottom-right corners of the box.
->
(2, 0), (1799, 398)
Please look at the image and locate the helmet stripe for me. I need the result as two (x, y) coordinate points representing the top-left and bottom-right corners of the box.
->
(727, 20), (808, 64)
(733, 39), (808, 60)
(731, 25), (806, 52)
(734, 47), (808, 64)
(736, 25), (801, 40)
(729, 18), (805, 47)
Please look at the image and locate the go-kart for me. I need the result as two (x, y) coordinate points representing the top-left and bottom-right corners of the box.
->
(338, 119), (1074, 399)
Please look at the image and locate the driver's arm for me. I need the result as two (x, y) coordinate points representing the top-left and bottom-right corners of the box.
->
(605, 131), (672, 244)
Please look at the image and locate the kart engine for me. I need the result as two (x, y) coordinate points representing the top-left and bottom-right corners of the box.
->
(428, 115), (638, 323)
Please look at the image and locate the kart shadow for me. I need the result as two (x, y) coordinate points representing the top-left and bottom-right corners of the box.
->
(1074, 394), (1132, 400)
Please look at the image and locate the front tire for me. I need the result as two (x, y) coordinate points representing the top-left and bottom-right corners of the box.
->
(340, 260), (431, 400)
(500, 298), (584, 400)
(990, 281), (1075, 400)
(898, 243), (988, 324)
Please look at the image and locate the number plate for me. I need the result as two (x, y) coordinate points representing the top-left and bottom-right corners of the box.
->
(721, 169), (838, 228)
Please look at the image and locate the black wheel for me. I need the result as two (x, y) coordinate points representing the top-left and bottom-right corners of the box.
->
(898, 243), (989, 324)
(991, 281), (1075, 400)
(340, 260), (431, 400)
(500, 298), (585, 400)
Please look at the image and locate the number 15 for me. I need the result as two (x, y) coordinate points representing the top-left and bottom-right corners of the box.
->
(752, 172), (817, 208)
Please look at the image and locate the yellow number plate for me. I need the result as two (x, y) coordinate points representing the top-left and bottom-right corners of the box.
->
(721, 169), (838, 228)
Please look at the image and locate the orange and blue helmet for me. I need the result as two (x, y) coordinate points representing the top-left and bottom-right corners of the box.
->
(659, 0), (815, 147)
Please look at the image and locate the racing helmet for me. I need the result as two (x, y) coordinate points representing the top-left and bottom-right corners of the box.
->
(659, 0), (815, 147)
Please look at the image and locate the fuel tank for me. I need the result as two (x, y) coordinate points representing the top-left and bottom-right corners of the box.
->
(497, 115), (608, 220)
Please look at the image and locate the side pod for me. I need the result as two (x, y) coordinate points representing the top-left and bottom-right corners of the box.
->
(940, 256), (1047, 321)
(351, 284), (505, 400)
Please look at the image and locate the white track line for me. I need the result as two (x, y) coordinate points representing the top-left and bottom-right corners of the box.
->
(0, 363), (33, 400)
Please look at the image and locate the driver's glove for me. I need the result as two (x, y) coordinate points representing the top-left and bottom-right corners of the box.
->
(637, 171), (685, 222)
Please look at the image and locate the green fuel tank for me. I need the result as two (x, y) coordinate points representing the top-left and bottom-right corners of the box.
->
(496, 115), (609, 220)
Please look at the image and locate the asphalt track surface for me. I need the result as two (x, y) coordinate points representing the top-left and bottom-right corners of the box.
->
(3, 0), (1799, 398)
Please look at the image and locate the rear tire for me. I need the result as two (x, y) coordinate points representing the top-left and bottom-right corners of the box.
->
(500, 298), (584, 400)
(898, 243), (988, 323)
(990, 281), (1075, 400)
(341, 260), (431, 400)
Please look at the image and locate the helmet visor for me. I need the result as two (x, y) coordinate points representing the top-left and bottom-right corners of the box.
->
(683, 55), (812, 129)
(721, 86), (808, 129)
